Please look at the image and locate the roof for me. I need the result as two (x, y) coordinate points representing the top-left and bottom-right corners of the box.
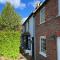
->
(22, 0), (48, 25)
(22, 13), (33, 25)
(34, 0), (48, 14)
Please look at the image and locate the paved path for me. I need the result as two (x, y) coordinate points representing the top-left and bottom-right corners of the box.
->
(0, 54), (27, 60)
(19, 54), (27, 60)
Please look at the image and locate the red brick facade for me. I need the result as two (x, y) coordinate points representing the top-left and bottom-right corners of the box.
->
(34, 0), (60, 60)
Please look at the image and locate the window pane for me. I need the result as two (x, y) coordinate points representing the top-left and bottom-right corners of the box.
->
(40, 7), (45, 24)
(41, 37), (46, 54)
(28, 39), (31, 50)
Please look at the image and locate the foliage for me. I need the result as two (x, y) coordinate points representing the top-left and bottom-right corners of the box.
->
(20, 47), (24, 54)
(0, 2), (22, 31)
(0, 2), (22, 59)
(0, 31), (20, 58)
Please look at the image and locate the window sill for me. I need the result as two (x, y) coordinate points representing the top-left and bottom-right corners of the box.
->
(40, 21), (46, 24)
(24, 50), (31, 53)
(24, 49), (32, 56)
(57, 14), (60, 17)
(39, 52), (47, 57)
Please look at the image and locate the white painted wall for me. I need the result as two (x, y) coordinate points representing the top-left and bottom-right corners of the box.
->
(58, 0), (60, 16)
(26, 22), (29, 32)
(29, 16), (34, 56)
(23, 16), (35, 36)
(24, 16), (35, 56)
(26, 16), (34, 56)
(57, 37), (60, 60)
(29, 16), (34, 37)
(23, 26), (25, 32)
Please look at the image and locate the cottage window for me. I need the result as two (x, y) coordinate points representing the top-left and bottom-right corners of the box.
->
(39, 36), (46, 57)
(26, 22), (29, 32)
(24, 36), (31, 50)
(40, 7), (45, 24)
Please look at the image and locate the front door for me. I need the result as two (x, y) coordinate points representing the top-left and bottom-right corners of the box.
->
(57, 37), (60, 60)
(32, 37), (34, 59)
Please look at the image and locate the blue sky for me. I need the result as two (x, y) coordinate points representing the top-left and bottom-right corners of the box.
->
(0, 0), (44, 22)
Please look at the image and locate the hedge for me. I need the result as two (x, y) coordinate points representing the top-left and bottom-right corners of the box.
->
(0, 31), (20, 58)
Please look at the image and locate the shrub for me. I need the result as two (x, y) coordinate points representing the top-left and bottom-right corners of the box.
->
(0, 31), (20, 58)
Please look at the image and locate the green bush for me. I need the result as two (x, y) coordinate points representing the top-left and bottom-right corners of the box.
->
(0, 31), (20, 58)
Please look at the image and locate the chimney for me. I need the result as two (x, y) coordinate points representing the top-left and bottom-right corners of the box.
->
(35, 2), (40, 9)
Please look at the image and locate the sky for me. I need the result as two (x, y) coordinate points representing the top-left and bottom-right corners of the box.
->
(0, 0), (45, 22)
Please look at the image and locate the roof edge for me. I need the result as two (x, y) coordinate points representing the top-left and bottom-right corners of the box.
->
(22, 0), (48, 25)
(33, 0), (49, 14)
(22, 13), (33, 25)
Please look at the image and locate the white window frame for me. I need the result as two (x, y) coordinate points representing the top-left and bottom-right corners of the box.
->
(26, 22), (29, 32)
(58, 0), (60, 16)
(39, 36), (47, 57)
(40, 7), (45, 24)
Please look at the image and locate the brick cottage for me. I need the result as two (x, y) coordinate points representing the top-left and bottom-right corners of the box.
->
(21, 0), (60, 60)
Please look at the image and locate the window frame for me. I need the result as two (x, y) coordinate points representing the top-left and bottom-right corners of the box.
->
(39, 36), (47, 57)
(40, 7), (45, 24)
(58, 0), (60, 16)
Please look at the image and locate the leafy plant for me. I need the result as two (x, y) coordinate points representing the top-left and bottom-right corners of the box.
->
(0, 31), (20, 58)
(0, 2), (22, 59)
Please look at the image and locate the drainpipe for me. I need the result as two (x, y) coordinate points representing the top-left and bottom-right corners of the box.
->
(33, 15), (36, 60)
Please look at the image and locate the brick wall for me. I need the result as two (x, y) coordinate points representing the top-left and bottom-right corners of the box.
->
(34, 0), (60, 60)
(45, 0), (58, 21)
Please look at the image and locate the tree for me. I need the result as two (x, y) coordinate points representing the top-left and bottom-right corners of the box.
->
(1, 2), (22, 31)
(0, 3), (22, 58)
(0, 14), (5, 30)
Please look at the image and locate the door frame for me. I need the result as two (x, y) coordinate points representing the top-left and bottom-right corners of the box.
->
(57, 37), (60, 60)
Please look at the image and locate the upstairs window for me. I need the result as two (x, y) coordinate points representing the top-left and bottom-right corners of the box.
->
(40, 7), (45, 24)
(26, 22), (28, 32)
(25, 20), (29, 32)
